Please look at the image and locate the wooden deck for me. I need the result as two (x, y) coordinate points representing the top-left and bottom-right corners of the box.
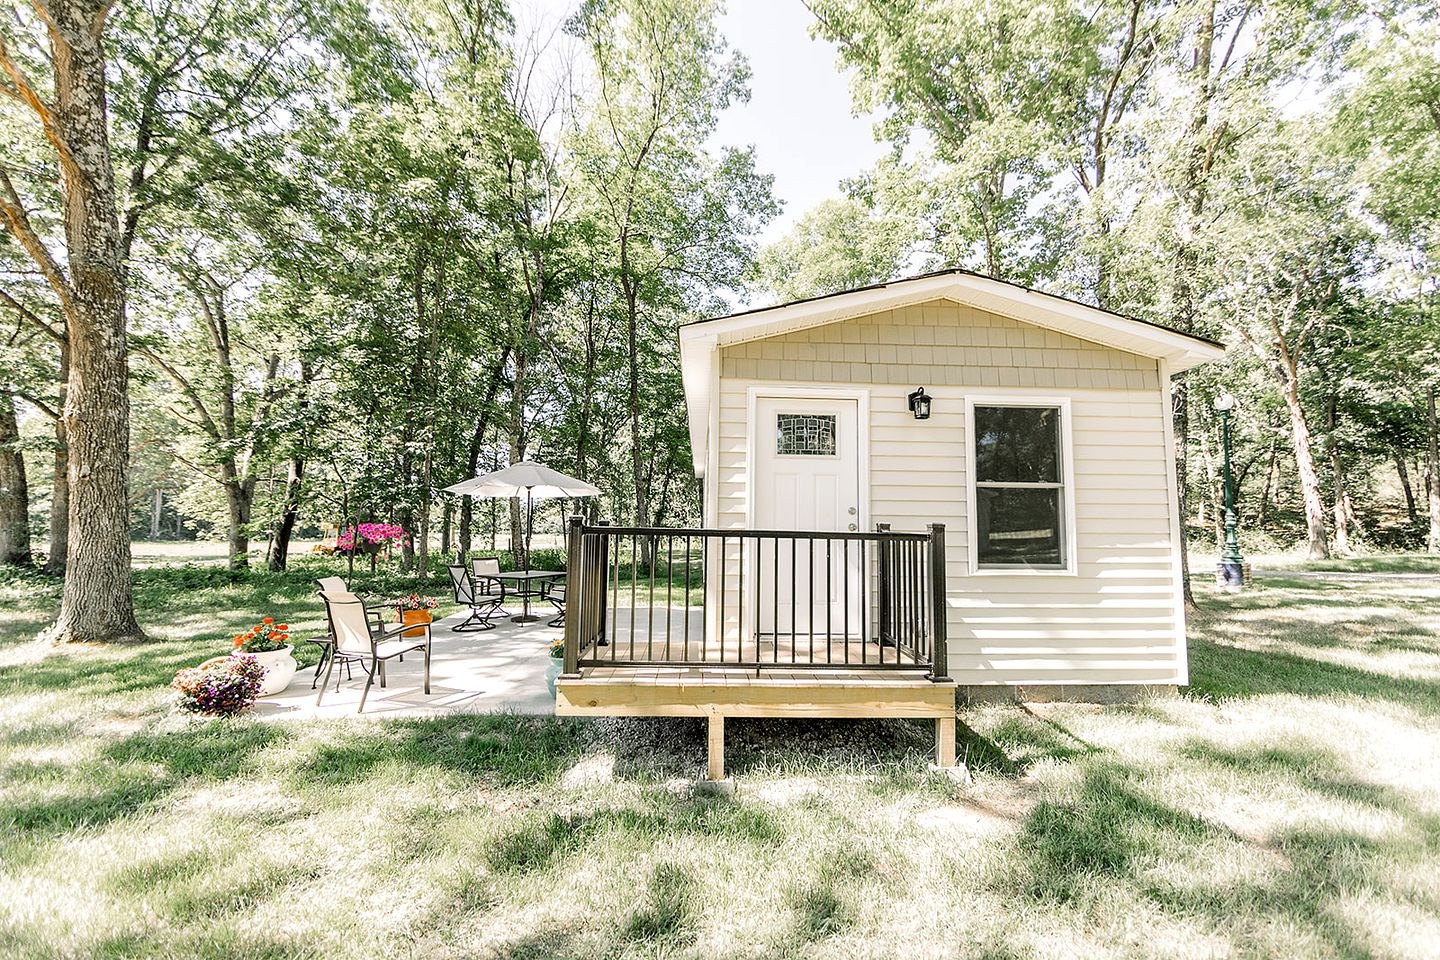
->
(555, 658), (956, 777)
(558, 520), (957, 778)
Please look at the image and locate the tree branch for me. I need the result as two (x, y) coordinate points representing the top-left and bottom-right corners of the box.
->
(0, 284), (64, 343)
(0, 167), (77, 316)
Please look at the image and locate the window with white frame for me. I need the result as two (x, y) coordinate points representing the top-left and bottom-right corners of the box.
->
(972, 404), (1067, 569)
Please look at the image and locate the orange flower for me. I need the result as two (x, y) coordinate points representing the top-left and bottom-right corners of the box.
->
(233, 637), (244, 647)
(263, 617), (275, 624)
(276, 624), (288, 630)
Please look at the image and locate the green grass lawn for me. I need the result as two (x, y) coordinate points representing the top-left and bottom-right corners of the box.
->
(1, 557), (1438, 958)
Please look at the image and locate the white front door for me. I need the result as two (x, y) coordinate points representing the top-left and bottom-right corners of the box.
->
(753, 397), (863, 636)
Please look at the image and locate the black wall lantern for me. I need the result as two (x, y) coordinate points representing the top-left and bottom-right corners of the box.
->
(907, 386), (932, 420)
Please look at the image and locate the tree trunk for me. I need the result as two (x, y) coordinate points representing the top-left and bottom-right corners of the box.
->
(1279, 375), (1329, 559)
(1326, 395), (1352, 556)
(1196, 425), (1224, 553)
(1172, 375), (1197, 607)
(1258, 440), (1277, 527)
(1393, 445), (1417, 522)
(47, 0), (144, 642)
(417, 444), (433, 579)
(1427, 385), (1440, 554)
(266, 456), (304, 572)
(459, 421), (482, 561)
(45, 349), (69, 575)
(148, 487), (162, 539)
(0, 390), (32, 566)
(223, 477), (252, 570)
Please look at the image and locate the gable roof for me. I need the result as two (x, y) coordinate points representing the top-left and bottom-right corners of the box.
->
(678, 270), (1225, 477)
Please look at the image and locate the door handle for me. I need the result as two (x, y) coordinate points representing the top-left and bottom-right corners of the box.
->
(848, 506), (857, 515)
(848, 523), (857, 531)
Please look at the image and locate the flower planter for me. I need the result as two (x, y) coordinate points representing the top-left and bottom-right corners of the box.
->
(546, 655), (564, 698)
(246, 645), (297, 696)
(400, 609), (433, 638)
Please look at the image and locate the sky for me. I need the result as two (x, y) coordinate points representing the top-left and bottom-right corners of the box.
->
(517, 0), (885, 244)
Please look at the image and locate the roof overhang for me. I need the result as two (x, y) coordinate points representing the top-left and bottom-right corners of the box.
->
(679, 271), (1226, 477)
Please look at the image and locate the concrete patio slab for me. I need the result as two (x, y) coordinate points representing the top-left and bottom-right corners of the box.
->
(249, 609), (560, 720)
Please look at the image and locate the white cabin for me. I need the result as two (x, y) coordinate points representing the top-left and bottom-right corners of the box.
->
(676, 270), (1223, 694)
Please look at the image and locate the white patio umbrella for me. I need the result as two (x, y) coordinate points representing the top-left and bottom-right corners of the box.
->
(443, 460), (600, 565)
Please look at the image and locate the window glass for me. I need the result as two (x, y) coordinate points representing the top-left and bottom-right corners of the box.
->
(974, 406), (1059, 483)
(976, 488), (1063, 567)
(973, 404), (1065, 568)
(776, 413), (837, 456)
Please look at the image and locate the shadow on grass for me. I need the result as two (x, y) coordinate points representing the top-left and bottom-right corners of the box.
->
(1186, 638), (1440, 713)
(93, 928), (320, 960)
(621, 862), (698, 945)
(4, 722), (291, 838)
(296, 714), (584, 790)
(1002, 745), (1438, 957)
(779, 846), (874, 947)
(2, 774), (171, 836)
(484, 797), (786, 876)
(957, 707), (1099, 780)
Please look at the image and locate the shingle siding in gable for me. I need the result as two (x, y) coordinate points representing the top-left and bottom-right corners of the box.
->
(719, 300), (1159, 392)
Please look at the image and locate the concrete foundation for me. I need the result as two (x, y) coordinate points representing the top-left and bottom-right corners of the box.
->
(957, 683), (1179, 706)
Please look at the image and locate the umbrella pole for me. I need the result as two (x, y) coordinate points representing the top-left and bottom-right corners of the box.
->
(513, 487), (540, 623)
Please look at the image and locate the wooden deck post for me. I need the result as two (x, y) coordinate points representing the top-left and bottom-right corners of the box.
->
(707, 713), (725, 781)
(935, 715), (956, 768)
(562, 515), (582, 676)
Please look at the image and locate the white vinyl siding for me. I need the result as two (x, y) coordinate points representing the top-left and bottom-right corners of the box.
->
(713, 297), (1184, 687)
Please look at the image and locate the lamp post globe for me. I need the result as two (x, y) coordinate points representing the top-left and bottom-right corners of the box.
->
(1214, 392), (1245, 592)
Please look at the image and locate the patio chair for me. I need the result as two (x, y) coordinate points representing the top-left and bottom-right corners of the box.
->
(543, 580), (566, 628)
(308, 576), (387, 689)
(469, 557), (512, 616)
(447, 564), (504, 632)
(316, 591), (431, 712)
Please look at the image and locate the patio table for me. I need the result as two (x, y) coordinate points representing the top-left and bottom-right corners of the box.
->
(475, 569), (565, 624)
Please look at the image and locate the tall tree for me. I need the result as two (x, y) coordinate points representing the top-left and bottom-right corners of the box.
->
(1, 0), (145, 641)
(573, 0), (774, 537)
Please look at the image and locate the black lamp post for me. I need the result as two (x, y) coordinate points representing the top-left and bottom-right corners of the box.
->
(1214, 391), (1245, 591)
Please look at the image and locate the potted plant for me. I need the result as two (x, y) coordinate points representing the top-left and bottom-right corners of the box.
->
(396, 595), (440, 637)
(231, 618), (297, 696)
(546, 637), (566, 698)
(172, 655), (267, 715)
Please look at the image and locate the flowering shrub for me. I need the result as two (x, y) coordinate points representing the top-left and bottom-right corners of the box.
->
(232, 617), (291, 653)
(395, 594), (440, 612)
(336, 523), (407, 552)
(172, 656), (265, 715)
(548, 637), (566, 659)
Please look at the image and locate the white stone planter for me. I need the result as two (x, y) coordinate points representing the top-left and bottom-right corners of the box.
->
(247, 645), (297, 696)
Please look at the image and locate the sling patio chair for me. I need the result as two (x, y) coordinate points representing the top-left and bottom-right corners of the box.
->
(543, 580), (566, 628)
(308, 576), (388, 689)
(447, 564), (505, 631)
(317, 591), (431, 713)
(469, 557), (513, 617)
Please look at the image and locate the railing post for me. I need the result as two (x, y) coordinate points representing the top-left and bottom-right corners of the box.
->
(562, 515), (582, 676)
(876, 522), (893, 647)
(926, 523), (949, 681)
(595, 519), (610, 645)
